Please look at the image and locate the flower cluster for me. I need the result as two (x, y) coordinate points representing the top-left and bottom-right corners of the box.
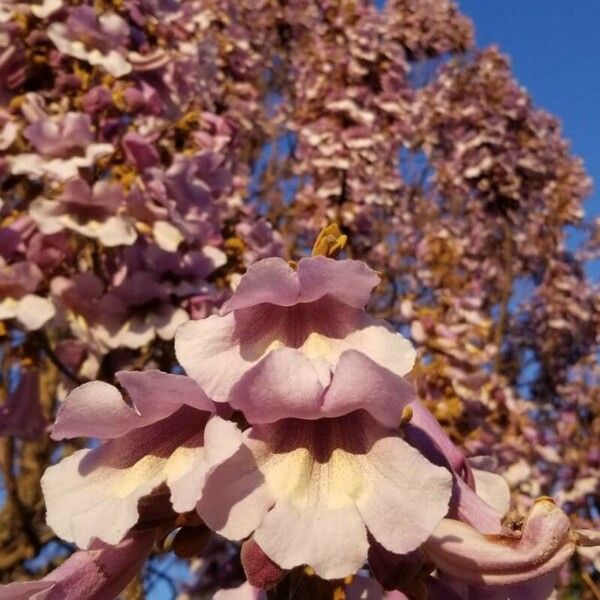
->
(2, 236), (597, 599)
(0, 0), (599, 595)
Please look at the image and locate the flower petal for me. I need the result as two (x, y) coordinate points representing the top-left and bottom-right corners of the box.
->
(229, 348), (325, 423)
(322, 350), (414, 427)
(197, 443), (273, 540)
(52, 370), (213, 440)
(467, 573), (558, 600)
(254, 500), (369, 579)
(207, 413), (450, 579)
(0, 581), (54, 600)
(16, 294), (55, 330)
(297, 256), (380, 308)
(221, 257), (300, 313)
(355, 431), (452, 555)
(168, 416), (242, 513)
(96, 216), (137, 247)
(468, 459), (511, 518)
(175, 313), (256, 403)
(404, 402), (502, 534)
(338, 318), (416, 378)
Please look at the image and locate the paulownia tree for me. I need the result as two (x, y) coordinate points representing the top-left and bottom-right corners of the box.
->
(0, 0), (598, 598)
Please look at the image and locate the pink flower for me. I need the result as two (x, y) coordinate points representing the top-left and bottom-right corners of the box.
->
(0, 531), (154, 600)
(47, 7), (131, 77)
(24, 113), (94, 158)
(10, 112), (113, 180)
(419, 499), (581, 600)
(41, 369), (240, 549)
(121, 131), (161, 171)
(30, 178), (136, 247)
(402, 405), (511, 534)
(196, 404), (452, 578)
(175, 255), (416, 423)
(0, 259), (55, 330)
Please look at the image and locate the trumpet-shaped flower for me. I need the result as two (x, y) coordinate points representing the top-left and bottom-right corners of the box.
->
(176, 254), (416, 423)
(423, 499), (575, 587)
(30, 177), (136, 247)
(0, 532), (155, 600)
(42, 369), (240, 549)
(196, 388), (453, 578)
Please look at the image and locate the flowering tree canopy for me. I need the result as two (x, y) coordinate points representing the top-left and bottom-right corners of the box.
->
(0, 0), (598, 598)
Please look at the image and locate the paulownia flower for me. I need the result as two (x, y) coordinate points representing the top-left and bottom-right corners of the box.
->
(419, 499), (584, 600)
(372, 491), (600, 599)
(41, 369), (240, 549)
(9, 112), (113, 180)
(0, 259), (55, 330)
(195, 369), (453, 579)
(428, 516), (570, 583)
(0, 531), (155, 600)
(30, 177), (136, 247)
(47, 6), (131, 77)
(402, 404), (511, 534)
(176, 227), (416, 422)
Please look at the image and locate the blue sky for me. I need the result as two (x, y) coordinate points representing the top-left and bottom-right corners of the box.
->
(457, 1), (600, 238)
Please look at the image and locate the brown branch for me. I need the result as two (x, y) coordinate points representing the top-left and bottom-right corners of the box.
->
(32, 330), (87, 385)
(0, 438), (39, 558)
(493, 220), (514, 373)
(0, 544), (34, 571)
(582, 571), (600, 600)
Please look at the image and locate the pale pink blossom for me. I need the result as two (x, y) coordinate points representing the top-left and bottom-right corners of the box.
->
(197, 407), (452, 579)
(176, 255), (416, 423)
(0, 259), (55, 330)
(47, 7), (131, 77)
(0, 531), (154, 600)
(42, 370), (240, 549)
(30, 177), (137, 247)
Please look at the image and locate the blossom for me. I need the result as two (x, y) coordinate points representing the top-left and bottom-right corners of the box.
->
(30, 177), (136, 247)
(175, 241), (453, 579)
(47, 6), (131, 77)
(121, 131), (161, 171)
(41, 369), (240, 549)
(0, 0), (597, 591)
(91, 271), (188, 350)
(424, 499), (575, 586)
(235, 220), (285, 265)
(197, 408), (451, 579)
(23, 112), (95, 158)
(176, 252), (416, 422)
(0, 259), (55, 330)
(9, 111), (114, 180)
(0, 531), (155, 600)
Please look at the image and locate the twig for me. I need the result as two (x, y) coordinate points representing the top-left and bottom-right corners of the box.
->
(493, 220), (514, 373)
(582, 571), (600, 600)
(32, 331), (86, 385)
(145, 562), (178, 599)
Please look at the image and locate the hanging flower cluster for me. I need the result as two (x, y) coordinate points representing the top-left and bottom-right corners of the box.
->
(2, 227), (597, 599)
(0, 0), (599, 596)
